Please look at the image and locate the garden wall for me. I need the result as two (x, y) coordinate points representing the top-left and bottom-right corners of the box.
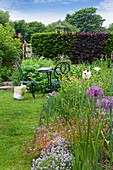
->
(31, 32), (113, 63)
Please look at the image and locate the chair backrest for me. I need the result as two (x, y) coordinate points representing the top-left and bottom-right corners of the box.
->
(54, 62), (70, 81)
(16, 62), (23, 81)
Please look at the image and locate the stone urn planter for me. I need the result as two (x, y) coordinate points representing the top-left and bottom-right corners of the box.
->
(13, 86), (24, 100)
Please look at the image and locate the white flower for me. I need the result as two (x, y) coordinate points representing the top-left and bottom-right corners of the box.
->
(93, 67), (101, 71)
(82, 70), (91, 79)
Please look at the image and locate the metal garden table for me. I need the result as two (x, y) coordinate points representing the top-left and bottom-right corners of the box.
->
(37, 67), (60, 96)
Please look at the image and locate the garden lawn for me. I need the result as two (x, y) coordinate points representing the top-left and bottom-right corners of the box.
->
(0, 90), (45, 170)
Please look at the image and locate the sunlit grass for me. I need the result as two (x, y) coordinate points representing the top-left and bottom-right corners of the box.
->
(0, 90), (45, 170)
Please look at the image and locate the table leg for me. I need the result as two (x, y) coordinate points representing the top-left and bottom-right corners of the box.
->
(42, 72), (52, 96)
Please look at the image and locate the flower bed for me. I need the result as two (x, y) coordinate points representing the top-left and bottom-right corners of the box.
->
(21, 56), (113, 169)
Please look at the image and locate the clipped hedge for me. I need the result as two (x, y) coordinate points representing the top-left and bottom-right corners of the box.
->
(31, 32), (77, 59)
(69, 32), (111, 63)
(104, 32), (113, 58)
(31, 32), (113, 63)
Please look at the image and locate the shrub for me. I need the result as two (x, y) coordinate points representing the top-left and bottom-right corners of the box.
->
(31, 32), (112, 63)
(31, 32), (77, 60)
(12, 56), (55, 92)
(0, 23), (22, 67)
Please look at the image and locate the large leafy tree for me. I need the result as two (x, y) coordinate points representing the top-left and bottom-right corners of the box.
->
(46, 20), (79, 32)
(65, 7), (105, 32)
(13, 20), (28, 40)
(0, 10), (10, 25)
(13, 20), (46, 41)
(26, 21), (46, 41)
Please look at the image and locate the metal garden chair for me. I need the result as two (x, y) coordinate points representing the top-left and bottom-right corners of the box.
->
(51, 62), (70, 91)
(16, 62), (35, 99)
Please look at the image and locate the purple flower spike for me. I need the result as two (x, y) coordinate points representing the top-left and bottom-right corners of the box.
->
(49, 93), (52, 96)
(46, 95), (49, 99)
(86, 86), (104, 100)
(52, 91), (57, 95)
(102, 97), (113, 111)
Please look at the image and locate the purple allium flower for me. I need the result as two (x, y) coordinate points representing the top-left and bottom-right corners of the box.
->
(102, 97), (113, 111)
(86, 86), (104, 100)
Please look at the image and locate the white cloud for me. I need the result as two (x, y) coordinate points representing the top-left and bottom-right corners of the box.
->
(9, 10), (30, 21)
(34, 0), (87, 3)
(9, 10), (66, 25)
(62, 1), (70, 4)
(96, 0), (113, 27)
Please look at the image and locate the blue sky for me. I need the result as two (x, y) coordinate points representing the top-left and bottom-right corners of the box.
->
(0, 0), (113, 27)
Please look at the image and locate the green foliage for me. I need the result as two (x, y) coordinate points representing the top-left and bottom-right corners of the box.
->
(61, 114), (110, 169)
(104, 32), (113, 58)
(13, 19), (28, 40)
(0, 10), (10, 25)
(65, 7), (106, 32)
(107, 23), (113, 32)
(46, 19), (79, 33)
(12, 56), (55, 92)
(1, 66), (12, 81)
(31, 32), (77, 59)
(27, 21), (46, 42)
(11, 65), (23, 86)
(41, 59), (113, 121)
(38, 59), (113, 169)
(13, 20), (46, 41)
(0, 23), (22, 67)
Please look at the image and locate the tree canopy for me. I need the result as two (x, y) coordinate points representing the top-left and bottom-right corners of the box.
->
(46, 20), (79, 33)
(65, 7), (106, 32)
(0, 10), (10, 25)
(13, 20), (46, 41)
(0, 8), (107, 42)
(27, 21), (46, 41)
(13, 20), (28, 40)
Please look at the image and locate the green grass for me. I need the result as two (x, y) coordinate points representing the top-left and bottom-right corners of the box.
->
(0, 90), (45, 170)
